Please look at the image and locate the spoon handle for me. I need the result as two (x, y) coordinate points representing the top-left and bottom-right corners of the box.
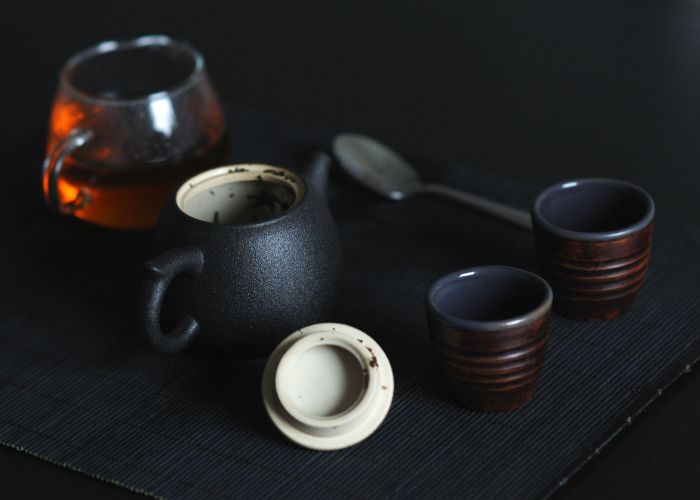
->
(424, 183), (533, 230)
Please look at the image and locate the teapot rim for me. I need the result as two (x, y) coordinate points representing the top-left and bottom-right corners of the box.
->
(174, 163), (308, 229)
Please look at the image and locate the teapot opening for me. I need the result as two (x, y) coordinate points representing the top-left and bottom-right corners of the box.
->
(176, 164), (305, 224)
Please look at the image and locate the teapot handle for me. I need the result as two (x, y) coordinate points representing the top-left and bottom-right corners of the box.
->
(140, 246), (204, 354)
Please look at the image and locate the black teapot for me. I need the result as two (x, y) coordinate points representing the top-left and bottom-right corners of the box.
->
(139, 153), (342, 357)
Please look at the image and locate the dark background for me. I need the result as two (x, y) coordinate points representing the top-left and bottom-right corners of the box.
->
(1, 0), (699, 497)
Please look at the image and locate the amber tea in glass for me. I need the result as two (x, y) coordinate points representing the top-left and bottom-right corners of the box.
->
(43, 35), (226, 230)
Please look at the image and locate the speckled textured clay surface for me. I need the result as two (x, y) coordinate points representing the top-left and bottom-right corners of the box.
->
(1, 110), (699, 498)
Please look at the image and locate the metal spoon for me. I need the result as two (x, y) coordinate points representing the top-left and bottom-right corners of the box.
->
(332, 133), (532, 230)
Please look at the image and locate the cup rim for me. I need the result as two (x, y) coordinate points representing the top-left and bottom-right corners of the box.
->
(531, 178), (655, 241)
(59, 34), (206, 106)
(425, 265), (553, 332)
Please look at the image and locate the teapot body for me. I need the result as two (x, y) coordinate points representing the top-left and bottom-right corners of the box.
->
(142, 156), (342, 357)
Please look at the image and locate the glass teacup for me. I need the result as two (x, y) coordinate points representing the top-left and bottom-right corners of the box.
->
(42, 35), (226, 230)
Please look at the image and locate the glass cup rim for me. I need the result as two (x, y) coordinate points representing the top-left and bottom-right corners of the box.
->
(531, 177), (655, 241)
(425, 265), (553, 332)
(58, 34), (206, 106)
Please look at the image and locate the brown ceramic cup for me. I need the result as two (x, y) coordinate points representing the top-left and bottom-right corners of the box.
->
(426, 266), (553, 412)
(531, 178), (655, 320)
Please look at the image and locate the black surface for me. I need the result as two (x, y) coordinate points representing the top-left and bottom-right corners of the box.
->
(2, 1), (700, 498)
(1, 110), (699, 498)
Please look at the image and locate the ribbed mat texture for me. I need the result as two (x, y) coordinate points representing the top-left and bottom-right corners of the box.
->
(1, 111), (699, 498)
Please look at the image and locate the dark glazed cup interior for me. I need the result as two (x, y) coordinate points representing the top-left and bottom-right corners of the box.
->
(532, 179), (655, 241)
(531, 178), (655, 320)
(427, 267), (552, 330)
(426, 266), (552, 412)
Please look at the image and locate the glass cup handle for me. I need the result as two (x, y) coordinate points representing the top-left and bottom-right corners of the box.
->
(140, 247), (205, 354)
(42, 128), (94, 213)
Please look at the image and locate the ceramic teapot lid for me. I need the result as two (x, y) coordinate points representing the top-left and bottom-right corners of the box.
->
(262, 323), (394, 450)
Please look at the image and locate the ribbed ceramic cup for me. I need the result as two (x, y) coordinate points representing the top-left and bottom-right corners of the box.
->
(532, 178), (655, 320)
(426, 266), (552, 412)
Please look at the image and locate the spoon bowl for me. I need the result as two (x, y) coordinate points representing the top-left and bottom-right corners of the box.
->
(332, 133), (532, 230)
(332, 133), (423, 200)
